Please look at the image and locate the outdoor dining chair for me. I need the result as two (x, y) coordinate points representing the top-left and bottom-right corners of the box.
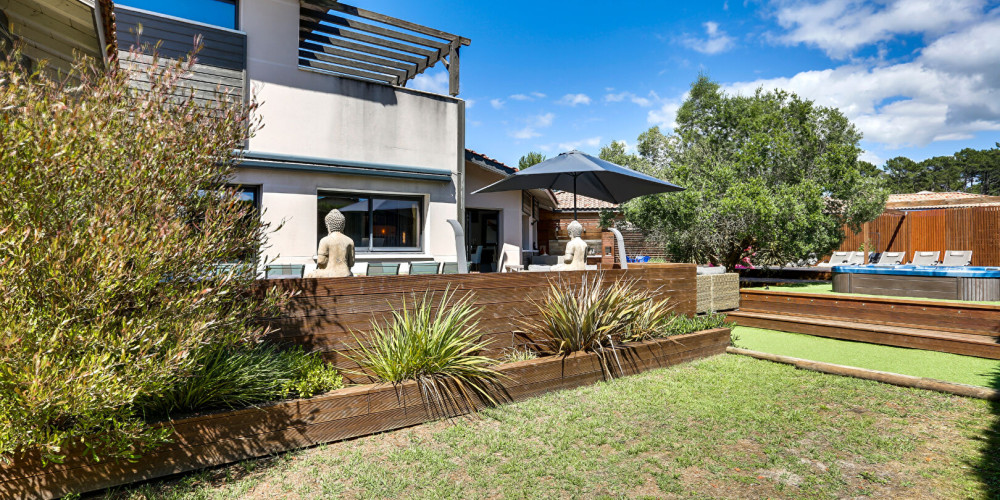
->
(939, 250), (972, 266)
(366, 262), (400, 276)
(498, 243), (525, 272)
(408, 262), (441, 275)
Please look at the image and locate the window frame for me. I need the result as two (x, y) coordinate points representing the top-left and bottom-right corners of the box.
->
(317, 189), (425, 254)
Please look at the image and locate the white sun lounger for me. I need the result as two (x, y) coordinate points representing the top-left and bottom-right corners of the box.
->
(910, 251), (940, 266)
(874, 251), (905, 266)
(817, 251), (861, 267)
(939, 250), (972, 266)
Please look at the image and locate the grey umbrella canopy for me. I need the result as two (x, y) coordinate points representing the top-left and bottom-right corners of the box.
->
(472, 150), (684, 219)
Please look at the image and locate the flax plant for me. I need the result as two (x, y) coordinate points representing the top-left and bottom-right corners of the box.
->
(351, 289), (504, 418)
(526, 273), (674, 378)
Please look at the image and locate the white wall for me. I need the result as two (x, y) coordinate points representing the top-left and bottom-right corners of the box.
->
(235, 0), (464, 266)
(464, 164), (524, 251)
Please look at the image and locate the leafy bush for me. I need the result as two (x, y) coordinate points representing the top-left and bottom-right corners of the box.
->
(352, 289), (502, 417)
(498, 346), (538, 364)
(526, 273), (674, 375)
(136, 345), (343, 418)
(650, 312), (733, 338)
(0, 49), (284, 463)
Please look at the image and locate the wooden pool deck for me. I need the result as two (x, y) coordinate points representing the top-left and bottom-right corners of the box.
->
(727, 289), (1000, 359)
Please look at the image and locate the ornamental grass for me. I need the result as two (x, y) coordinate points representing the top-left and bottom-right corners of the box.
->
(351, 289), (504, 418)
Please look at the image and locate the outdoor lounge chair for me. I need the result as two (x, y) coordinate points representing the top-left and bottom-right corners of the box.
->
(939, 250), (972, 266)
(909, 251), (940, 266)
(440, 262), (468, 274)
(817, 251), (858, 267)
(366, 262), (400, 276)
(498, 243), (524, 272)
(874, 251), (905, 266)
(408, 262), (441, 275)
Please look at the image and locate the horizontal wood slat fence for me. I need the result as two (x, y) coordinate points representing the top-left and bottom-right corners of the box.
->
(262, 265), (696, 378)
(837, 206), (1000, 266)
(728, 290), (1000, 359)
(0, 328), (730, 500)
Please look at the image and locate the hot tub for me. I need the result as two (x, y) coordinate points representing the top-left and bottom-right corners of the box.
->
(832, 265), (1000, 301)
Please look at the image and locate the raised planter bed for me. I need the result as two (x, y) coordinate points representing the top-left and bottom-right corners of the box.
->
(0, 328), (730, 499)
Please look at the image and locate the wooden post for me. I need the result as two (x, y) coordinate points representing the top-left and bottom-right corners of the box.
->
(448, 43), (460, 96)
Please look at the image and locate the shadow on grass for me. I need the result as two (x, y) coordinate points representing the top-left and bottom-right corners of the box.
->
(976, 366), (1000, 496)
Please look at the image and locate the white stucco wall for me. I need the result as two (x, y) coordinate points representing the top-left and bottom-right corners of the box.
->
(234, 0), (464, 267)
(464, 164), (524, 251)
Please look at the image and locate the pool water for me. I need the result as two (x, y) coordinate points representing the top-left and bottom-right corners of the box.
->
(832, 265), (1000, 278)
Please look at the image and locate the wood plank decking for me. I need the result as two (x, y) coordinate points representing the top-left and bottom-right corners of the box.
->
(727, 290), (1000, 359)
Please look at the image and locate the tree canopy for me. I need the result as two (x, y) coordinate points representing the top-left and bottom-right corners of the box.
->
(882, 144), (1000, 195)
(517, 151), (546, 170)
(615, 77), (887, 269)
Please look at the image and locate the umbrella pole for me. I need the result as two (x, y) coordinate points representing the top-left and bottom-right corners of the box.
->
(573, 174), (578, 220)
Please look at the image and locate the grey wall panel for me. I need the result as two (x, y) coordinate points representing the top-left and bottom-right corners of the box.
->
(114, 6), (245, 71)
(120, 51), (245, 103)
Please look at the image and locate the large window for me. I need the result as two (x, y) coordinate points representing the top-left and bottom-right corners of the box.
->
(317, 192), (422, 252)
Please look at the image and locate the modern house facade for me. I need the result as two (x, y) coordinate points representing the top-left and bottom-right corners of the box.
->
(5, 0), (553, 274)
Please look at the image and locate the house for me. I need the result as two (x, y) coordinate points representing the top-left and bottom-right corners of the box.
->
(0, 0), (114, 74)
(538, 191), (671, 262)
(464, 149), (556, 271)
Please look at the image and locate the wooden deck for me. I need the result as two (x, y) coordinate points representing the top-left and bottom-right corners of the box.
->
(727, 290), (1000, 359)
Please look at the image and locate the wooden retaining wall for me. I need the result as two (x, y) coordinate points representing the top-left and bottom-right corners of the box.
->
(728, 290), (1000, 358)
(0, 328), (730, 500)
(262, 265), (696, 376)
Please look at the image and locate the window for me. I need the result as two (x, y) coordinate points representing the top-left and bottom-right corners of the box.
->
(317, 192), (422, 252)
(120, 0), (239, 30)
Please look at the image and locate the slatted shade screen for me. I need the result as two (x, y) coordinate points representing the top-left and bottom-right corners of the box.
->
(837, 206), (1000, 266)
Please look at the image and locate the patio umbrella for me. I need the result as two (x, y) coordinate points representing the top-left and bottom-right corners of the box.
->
(472, 150), (683, 219)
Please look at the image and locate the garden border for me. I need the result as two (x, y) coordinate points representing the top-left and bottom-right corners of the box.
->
(0, 328), (731, 499)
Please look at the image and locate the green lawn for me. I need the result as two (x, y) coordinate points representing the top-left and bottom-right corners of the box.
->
(733, 326), (1000, 388)
(104, 355), (1000, 499)
(748, 282), (1000, 305)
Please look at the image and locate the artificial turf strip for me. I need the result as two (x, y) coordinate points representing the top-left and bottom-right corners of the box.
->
(749, 282), (1000, 305)
(733, 325), (1000, 388)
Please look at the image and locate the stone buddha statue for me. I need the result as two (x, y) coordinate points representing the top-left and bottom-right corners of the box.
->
(552, 220), (588, 271)
(306, 209), (354, 278)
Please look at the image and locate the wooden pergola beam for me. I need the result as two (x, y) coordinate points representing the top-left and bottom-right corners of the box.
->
(300, 39), (415, 79)
(299, 19), (437, 60)
(300, 7), (449, 54)
(299, 43), (407, 82)
(302, 0), (470, 47)
(298, 56), (397, 85)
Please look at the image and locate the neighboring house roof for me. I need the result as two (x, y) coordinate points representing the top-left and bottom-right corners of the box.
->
(887, 191), (1000, 210)
(465, 149), (516, 176)
(553, 190), (618, 212)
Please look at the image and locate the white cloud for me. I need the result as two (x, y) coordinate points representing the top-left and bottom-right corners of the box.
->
(771, 0), (985, 59)
(490, 98), (505, 109)
(410, 70), (449, 94)
(647, 100), (683, 131)
(557, 136), (602, 151)
(509, 112), (556, 140)
(859, 150), (883, 165)
(509, 93), (532, 101)
(558, 93), (592, 106)
(531, 91), (547, 99)
(680, 21), (735, 54)
(604, 90), (660, 107)
(465, 99), (476, 109)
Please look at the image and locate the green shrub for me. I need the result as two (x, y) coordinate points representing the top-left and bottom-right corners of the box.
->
(498, 346), (538, 364)
(352, 289), (502, 417)
(136, 345), (343, 418)
(0, 49), (284, 463)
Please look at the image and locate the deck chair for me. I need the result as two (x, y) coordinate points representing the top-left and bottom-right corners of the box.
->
(498, 243), (524, 272)
(408, 262), (441, 275)
(817, 251), (856, 267)
(874, 251), (905, 266)
(366, 262), (400, 276)
(939, 250), (972, 266)
(910, 251), (940, 266)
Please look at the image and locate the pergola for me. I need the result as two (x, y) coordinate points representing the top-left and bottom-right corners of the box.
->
(299, 1), (471, 96)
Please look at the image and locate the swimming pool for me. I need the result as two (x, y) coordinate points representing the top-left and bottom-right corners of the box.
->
(832, 265), (1000, 301)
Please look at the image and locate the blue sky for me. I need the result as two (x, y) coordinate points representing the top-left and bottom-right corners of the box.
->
(124, 0), (1000, 169)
